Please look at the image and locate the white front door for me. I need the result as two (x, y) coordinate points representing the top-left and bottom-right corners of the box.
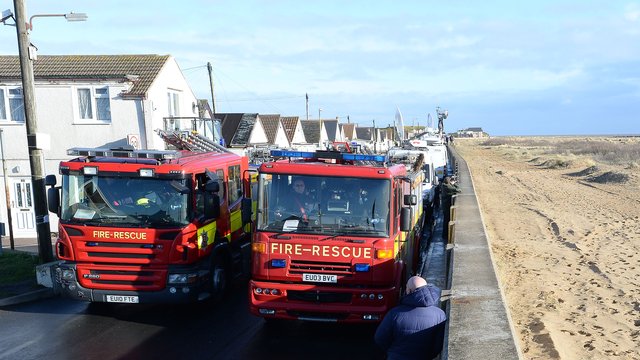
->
(11, 177), (36, 237)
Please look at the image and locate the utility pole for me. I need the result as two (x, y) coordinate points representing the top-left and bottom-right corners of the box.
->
(0, 129), (15, 250)
(318, 108), (322, 147)
(13, 0), (54, 262)
(207, 62), (216, 114)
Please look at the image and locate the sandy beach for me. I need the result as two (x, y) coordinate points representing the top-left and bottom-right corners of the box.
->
(454, 137), (640, 360)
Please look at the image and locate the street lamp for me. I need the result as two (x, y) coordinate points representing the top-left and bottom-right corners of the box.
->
(28, 12), (87, 30)
(8, 0), (86, 262)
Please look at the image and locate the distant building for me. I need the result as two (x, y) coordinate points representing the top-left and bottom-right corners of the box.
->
(455, 127), (488, 138)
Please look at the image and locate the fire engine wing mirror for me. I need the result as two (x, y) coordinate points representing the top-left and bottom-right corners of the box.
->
(205, 180), (220, 193)
(404, 194), (417, 206)
(400, 207), (412, 232)
(204, 193), (221, 219)
(47, 187), (60, 215)
(241, 198), (252, 225)
(45, 174), (57, 187)
(45, 175), (59, 214)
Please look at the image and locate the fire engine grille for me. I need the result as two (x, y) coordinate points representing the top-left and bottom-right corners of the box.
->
(287, 290), (352, 303)
(77, 266), (166, 291)
(77, 239), (167, 265)
(87, 252), (155, 259)
(289, 260), (353, 275)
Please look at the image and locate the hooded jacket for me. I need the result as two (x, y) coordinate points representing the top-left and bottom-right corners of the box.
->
(374, 284), (447, 360)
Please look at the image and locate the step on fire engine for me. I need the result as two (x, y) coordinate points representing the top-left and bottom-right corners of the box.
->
(249, 144), (425, 322)
(45, 142), (253, 304)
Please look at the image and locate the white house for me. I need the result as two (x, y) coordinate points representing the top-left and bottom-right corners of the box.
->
(0, 54), (208, 238)
(258, 114), (290, 149)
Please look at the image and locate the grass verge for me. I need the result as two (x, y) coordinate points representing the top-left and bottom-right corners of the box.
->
(0, 251), (41, 299)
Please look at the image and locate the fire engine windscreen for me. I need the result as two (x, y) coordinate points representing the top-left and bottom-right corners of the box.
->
(257, 174), (390, 236)
(60, 175), (189, 227)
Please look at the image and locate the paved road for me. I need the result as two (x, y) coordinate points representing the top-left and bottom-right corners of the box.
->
(0, 216), (445, 360)
(0, 278), (385, 360)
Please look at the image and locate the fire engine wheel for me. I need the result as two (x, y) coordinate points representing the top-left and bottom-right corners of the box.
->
(210, 254), (230, 300)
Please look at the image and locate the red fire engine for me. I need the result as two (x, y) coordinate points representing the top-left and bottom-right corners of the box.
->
(45, 145), (253, 304)
(249, 147), (425, 322)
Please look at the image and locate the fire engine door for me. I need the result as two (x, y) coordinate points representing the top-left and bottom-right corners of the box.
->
(10, 177), (36, 236)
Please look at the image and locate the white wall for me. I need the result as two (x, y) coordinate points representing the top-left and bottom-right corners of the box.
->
(291, 121), (306, 145)
(274, 122), (290, 148)
(145, 57), (200, 150)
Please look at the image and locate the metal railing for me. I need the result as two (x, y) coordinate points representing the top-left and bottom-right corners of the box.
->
(162, 117), (222, 144)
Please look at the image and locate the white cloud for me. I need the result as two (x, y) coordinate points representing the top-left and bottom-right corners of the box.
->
(625, 3), (640, 21)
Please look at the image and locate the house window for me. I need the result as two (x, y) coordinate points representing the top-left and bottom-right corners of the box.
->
(0, 87), (26, 122)
(167, 90), (180, 117)
(76, 86), (111, 122)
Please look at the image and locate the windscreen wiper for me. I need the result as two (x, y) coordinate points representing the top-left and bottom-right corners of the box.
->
(319, 233), (364, 243)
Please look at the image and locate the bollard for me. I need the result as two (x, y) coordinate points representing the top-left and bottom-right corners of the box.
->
(450, 205), (457, 221)
(451, 194), (457, 206)
(448, 220), (455, 244)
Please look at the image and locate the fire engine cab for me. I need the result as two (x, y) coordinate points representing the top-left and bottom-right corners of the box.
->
(46, 146), (253, 304)
(249, 146), (425, 322)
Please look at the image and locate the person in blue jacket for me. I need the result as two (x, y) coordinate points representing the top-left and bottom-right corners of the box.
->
(375, 276), (447, 360)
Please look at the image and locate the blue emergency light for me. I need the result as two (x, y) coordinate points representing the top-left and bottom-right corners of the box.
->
(270, 150), (317, 158)
(271, 259), (287, 268)
(270, 149), (386, 164)
(342, 153), (386, 162)
(354, 263), (370, 272)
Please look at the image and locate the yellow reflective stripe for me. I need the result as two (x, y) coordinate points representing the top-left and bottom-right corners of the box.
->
(230, 209), (243, 234)
(394, 233), (402, 258)
(196, 221), (217, 249)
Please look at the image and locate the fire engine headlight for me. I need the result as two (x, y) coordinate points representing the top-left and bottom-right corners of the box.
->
(354, 263), (370, 272)
(61, 269), (75, 281)
(168, 273), (197, 284)
(254, 288), (263, 294)
(271, 259), (286, 268)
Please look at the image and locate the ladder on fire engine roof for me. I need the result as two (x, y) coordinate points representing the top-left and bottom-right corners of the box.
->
(156, 129), (231, 154)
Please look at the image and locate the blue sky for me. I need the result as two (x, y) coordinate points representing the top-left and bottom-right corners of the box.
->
(1, 0), (639, 135)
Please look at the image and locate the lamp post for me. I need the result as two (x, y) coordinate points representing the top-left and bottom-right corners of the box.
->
(318, 108), (323, 147)
(10, 0), (86, 262)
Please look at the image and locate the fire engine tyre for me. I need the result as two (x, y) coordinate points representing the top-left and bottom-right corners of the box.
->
(209, 253), (231, 301)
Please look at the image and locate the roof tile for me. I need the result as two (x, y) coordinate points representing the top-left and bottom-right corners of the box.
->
(0, 54), (170, 97)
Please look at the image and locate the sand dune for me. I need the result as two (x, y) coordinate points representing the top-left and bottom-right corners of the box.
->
(454, 137), (640, 360)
